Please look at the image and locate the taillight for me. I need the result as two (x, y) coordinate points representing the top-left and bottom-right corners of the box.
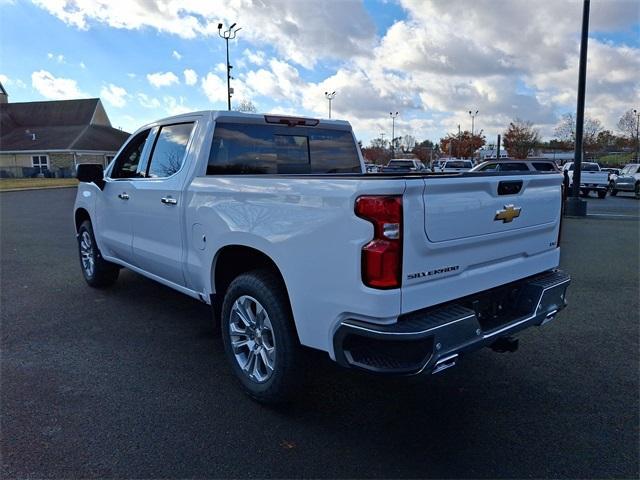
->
(355, 195), (403, 289)
(557, 187), (564, 248)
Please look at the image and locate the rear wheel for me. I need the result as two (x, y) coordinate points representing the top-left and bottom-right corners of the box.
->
(221, 270), (302, 403)
(78, 220), (119, 288)
(597, 190), (607, 199)
(610, 188), (618, 196)
(635, 182), (640, 198)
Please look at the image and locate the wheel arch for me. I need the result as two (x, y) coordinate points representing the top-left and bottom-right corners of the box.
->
(210, 245), (297, 336)
(74, 207), (91, 232)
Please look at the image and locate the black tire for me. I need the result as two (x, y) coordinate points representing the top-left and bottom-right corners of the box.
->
(597, 190), (607, 199)
(610, 188), (618, 196)
(581, 189), (590, 197)
(77, 220), (119, 288)
(221, 269), (302, 403)
(635, 182), (640, 198)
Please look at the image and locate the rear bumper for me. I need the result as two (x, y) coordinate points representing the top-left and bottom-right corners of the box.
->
(578, 183), (608, 191)
(333, 269), (570, 375)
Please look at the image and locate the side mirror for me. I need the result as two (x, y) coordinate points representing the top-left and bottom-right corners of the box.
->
(76, 163), (105, 190)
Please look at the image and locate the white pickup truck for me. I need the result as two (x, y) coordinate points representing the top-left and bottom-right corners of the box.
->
(74, 111), (570, 402)
(562, 161), (610, 198)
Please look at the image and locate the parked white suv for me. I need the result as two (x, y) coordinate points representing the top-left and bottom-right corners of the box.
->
(74, 111), (570, 402)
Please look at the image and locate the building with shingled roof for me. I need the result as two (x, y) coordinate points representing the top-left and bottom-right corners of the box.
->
(0, 83), (130, 178)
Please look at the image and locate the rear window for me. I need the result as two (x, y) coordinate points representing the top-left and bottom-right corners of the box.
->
(533, 162), (557, 171)
(207, 123), (360, 175)
(582, 163), (600, 171)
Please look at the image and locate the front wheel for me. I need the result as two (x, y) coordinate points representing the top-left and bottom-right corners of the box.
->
(581, 189), (590, 197)
(221, 270), (302, 403)
(635, 182), (640, 198)
(597, 190), (607, 199)
(610, 188), (618, 196)
(77, 220), (119, 288)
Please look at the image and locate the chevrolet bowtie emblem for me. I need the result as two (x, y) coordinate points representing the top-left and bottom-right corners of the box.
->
(494, 204), (521, 223)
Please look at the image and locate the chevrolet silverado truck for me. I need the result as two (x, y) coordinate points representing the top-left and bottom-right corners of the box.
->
(562, 161), (610, 198)
(74, 111), (570, 403)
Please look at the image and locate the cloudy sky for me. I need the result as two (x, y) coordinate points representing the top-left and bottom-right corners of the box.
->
(0, 0), (638, 144)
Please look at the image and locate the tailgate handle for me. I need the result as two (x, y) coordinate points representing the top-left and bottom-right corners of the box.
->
(498, 180), (523, 195)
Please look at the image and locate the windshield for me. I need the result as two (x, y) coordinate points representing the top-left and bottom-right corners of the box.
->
(388, 160), (415, 167)
(445, 161), (472, 168)
(568, 162), (599, 172)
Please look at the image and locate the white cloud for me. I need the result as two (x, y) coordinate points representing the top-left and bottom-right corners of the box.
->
(146, 71), (179, 88)
(31, 70), (87, 100)
(243, 49), (265, 66)
(183, 68), (198, 86)
(100, 83), (127, 107)
(172, 50), (182, 60)
(32, 0), (377, 68)
(137, 93), (161, 109)
(163, 95), (191, 115)
(0, 73), (25, 89)
(201, 72), (227, 104)
(79, 61), (86, 69)
(47, 52), (65, 63)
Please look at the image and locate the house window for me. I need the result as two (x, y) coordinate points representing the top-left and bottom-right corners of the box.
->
(32, 155), (49, 173)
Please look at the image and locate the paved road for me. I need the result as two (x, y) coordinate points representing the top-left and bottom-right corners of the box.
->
(1, 188), (638, 479)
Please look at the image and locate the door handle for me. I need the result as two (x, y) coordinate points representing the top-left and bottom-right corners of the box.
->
(161, 197), (178, 205)
(118, 192), (129, 200)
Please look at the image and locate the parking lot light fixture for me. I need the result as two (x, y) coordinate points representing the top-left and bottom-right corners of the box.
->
(469, 110), (479, 136)
(325, 91), (336, 118)
(390, 112), (399, 153)
(634, 109), (639, 162)
(218, 22), (242, 111)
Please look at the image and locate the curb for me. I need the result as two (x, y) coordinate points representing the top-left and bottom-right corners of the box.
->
(0, 185), (78, 193)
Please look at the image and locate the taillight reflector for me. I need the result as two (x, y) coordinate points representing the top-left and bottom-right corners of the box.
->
(355, 195), (403, 289)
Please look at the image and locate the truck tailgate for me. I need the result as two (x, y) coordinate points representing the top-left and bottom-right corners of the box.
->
(401, 173), (562, 314)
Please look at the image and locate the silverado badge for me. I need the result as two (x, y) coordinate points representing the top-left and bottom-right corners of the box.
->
(494, 204), (521, 223)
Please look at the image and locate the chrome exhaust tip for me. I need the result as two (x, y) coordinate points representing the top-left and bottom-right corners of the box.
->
(432, 354), (458, 374)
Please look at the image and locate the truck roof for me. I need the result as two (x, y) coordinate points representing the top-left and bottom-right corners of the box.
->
(140, 110), (352, 131)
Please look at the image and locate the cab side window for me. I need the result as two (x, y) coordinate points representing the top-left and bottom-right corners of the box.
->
(111, 130), (151, 179)
(147, 123), (195, 178)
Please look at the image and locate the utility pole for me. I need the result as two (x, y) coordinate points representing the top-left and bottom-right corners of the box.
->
(390, 112), (399, 154)
(218, 22), (241, 111)
(634, 109), (640, 162)
(566, 0), (590, 217)
(325, 91), (336, 118)
(496, 134), (501, 160)
(380, 132), (386, 148)
(457, 124), (461, 158)
(469, 110), (478, 136)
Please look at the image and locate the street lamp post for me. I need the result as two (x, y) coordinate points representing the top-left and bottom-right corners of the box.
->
(634, 109), (640, 162)
(324, 91), (336, 118)
(390, 112), (399, 154)
(469, 110), (479, 136)
(565, 0), (590, 217)
(218, 22), (241, 111)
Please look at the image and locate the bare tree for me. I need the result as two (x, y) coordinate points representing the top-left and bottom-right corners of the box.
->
(401, 134), (416, 152)
(554, 113), (603, 154)
(503, 119), (540, 159)
(617, 109), (639, 140)
(236, 99), (257, 113)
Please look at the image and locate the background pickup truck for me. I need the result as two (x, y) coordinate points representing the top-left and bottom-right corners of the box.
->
(562, 161), (610, 198)
(74, 111), (570, 403)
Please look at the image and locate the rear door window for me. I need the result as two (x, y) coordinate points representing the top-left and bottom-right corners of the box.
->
(147, 123), (195, 178)
(499, 163), (530, 171)
(207, 123), (360, 175)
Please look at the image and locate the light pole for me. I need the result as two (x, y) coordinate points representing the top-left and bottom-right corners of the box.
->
(325, 91), (336, 118)
(634, 109), (640, 162)
(469, 110), (478, 136)
(380, 132), (386, 148)
(218, 22), (241, 111)
(566, 0), (590, 217)
(390, 112), (399, 154)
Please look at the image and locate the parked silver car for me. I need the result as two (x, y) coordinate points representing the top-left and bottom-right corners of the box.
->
(610, 163), (640, 197)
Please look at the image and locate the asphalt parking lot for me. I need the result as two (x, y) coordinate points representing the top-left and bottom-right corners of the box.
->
(1, 188), (638, 479)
